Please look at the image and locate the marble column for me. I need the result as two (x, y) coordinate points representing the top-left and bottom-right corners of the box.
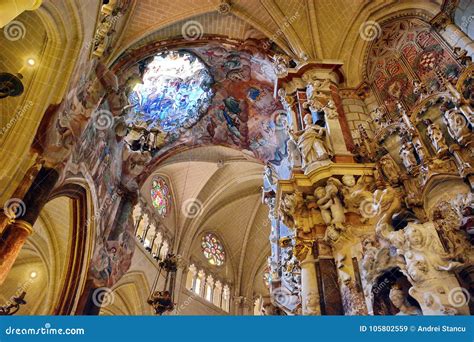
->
(0, 219), (32, 284)
(300, 251), (321, 315)
(0, 167), (59, 285)
(0, 0), (42, 28)
(332, 242), (368, 315)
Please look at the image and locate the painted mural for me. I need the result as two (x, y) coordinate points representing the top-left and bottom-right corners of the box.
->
(73, 116), (134, 287)
(59, 43), (289, 288)
(366, 18), (461, 112)
(122, 44), (288, 165)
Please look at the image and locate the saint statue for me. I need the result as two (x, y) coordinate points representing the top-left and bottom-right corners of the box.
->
(399, 142), (417, 173)
(443, 108), (472, 147)
(290, 114), (332, 169)
(389, 285), (421, 315)
(423, 119), (448, 156)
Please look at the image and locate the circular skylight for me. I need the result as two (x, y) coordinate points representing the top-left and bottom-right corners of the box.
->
(128, 50), (213, 132)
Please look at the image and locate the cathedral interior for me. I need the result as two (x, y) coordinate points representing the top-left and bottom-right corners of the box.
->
(0, 0), (473, 316)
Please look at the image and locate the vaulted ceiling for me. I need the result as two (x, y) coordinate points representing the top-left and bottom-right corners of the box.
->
(142, 146), (271, 296)
(110, 0), (444, 86)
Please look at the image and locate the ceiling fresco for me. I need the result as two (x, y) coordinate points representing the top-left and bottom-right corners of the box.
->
(128, 51), (214, 132)
(121, 44), (289, 166)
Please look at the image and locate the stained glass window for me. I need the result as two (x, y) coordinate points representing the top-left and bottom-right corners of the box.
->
(201, 233), (225, 266)
(128, 50), (213, 132)
(150, 177), (171, 217)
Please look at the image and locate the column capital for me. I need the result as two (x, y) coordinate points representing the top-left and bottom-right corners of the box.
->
(10, 219), (33, 235)
(277, 62), (344, 95)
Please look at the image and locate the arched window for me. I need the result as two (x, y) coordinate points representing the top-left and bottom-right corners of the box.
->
(159, 240), (169, 260)
(194, 269), (206, 296)
(186, 266), (229, 311)
(201, 233), (225, 266)
(186, 264), (197, 291)
(144, 223), (155, 249)
(150, 177), (171, 217)
(151, 231), (163, 257)
(222, 285), (230, 312)
(136, 213), (149, 240)
(132, 204), (142, 226)
(204, 275), (214, 302)
(263, 266), (271, 287)
(254, 296), (263, 315)
(213, 281), (223, 307)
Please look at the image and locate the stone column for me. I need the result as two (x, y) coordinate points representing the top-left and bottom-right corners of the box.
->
(299, 250), (320, 315)
(0, 167), (59, 285)
(233, 296), (252, 315)
(293, 238), (321, 315)
(0, 0), (42, 28)
(332, 238), (368, 315)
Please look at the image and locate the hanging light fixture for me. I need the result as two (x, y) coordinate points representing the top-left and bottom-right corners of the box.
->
(0, 72), (24, 99)
(147, 253), (182, 315)
(0, 291), (27, 315)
